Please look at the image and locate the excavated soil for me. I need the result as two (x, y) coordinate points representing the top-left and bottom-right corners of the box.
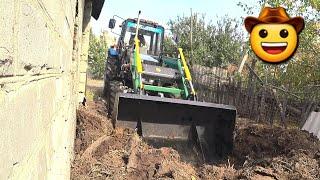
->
(71, 100), (320, 180)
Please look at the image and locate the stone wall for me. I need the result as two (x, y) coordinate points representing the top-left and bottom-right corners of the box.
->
(0, 0), (92, 179)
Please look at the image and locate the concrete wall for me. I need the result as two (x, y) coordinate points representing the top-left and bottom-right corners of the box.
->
(78, 1), (92, 102)
(0, 0), (91, 179)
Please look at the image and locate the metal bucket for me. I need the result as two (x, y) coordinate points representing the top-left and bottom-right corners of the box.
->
(111, 93), (236, 163)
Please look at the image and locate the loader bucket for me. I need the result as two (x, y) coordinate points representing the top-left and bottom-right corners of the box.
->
(111, 93), (236, 163)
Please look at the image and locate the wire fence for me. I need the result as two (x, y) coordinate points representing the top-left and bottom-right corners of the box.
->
(192, 64), (319, 127)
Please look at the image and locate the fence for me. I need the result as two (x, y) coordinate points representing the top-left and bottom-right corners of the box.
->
(192, 64), (319, 127)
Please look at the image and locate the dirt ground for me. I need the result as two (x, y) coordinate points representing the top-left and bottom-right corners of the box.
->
(71, 80), (320, 180)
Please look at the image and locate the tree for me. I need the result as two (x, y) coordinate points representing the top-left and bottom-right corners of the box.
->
(162, 36), (178, 57)
(165, 14), (245, 67)
(88, 31), (108, 79)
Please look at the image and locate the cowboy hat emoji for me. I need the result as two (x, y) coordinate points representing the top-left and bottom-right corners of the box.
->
(245, 7), (304, 63)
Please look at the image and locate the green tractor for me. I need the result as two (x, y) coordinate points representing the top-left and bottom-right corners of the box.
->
(104, 11), (236, 163)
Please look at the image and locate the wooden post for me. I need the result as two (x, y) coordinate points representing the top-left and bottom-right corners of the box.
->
(228, 77), (232, 105)
(218, 68), (222, 104)
(236, 79), (242, 114)
(269, 97), (276, 125)
(258, 85), (266, 122)
(215, 68), (219, 103)
(301, 98), (315, 127)
(238, 52), (249, 74)
(190, 8), (193, 64)
(271, 88), (287, 128)
(250, 82), (258, 120)
(246, 57), (257, 116)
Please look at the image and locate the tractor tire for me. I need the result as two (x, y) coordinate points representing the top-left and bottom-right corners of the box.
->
(103, 56), (117, 97)
(107, 80), (122, 120)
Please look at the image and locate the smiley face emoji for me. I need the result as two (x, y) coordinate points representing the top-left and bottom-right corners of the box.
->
(245, 7), (304, 63)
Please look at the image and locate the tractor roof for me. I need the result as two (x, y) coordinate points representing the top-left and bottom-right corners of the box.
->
(126, 18), (163, 28)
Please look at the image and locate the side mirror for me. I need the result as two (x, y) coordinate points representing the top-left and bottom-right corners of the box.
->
(109, 19), (116, 29)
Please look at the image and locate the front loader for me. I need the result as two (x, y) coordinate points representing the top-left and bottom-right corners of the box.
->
(104, 11), (236, 163)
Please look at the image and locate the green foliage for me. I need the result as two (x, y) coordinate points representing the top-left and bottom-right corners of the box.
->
(165, 1), (319, 100)
(163, 36), (178, 57)
(239, 0), (320, 100)
(165, 15), (244, 67)
(88, 31), (108, 79)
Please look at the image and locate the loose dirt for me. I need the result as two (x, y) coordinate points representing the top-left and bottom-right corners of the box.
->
(71, 100), (320, 180)
(71, 79), (319, 179)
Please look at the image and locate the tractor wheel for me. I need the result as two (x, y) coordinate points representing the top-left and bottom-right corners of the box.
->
(107, 80), (122, 121)
(103, 56), (117, 97)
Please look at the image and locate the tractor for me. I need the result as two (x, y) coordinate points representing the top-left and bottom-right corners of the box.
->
(103, 11), (236, 163)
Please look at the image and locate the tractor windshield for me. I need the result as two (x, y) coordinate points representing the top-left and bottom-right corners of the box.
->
(123, 21), (163, 56)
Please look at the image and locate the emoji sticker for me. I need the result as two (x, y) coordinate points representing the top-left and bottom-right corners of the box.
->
(245, 7), (304, 63)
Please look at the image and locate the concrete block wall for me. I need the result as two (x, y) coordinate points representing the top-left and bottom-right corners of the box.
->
(0, 0), (91, 179)
(78, 1), (92, 102)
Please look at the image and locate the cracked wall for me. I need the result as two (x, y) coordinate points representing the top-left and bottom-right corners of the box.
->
(0, 0), (91, 179)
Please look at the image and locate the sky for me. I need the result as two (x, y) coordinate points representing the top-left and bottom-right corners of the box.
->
(91, 0), (259, 35)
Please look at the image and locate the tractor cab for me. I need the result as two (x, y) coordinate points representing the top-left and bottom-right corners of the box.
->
(109, 18), (164, 65)
(120, 19), (164, 57)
